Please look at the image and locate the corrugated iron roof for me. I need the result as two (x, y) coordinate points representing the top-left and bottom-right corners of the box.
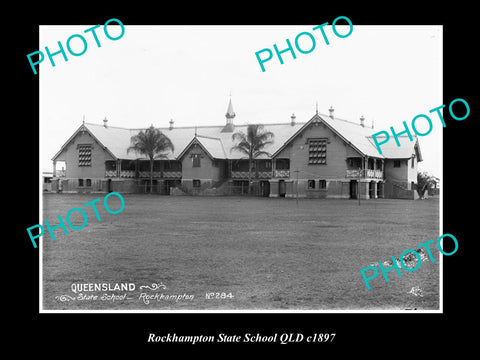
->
(320, 114), (420, 159)
(57, 113), (421, 162)
(365, 134), (421, 159)
(84, 122), (306, 160)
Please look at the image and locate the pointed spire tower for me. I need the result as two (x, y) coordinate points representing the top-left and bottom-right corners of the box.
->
(222, 95), (236, 132)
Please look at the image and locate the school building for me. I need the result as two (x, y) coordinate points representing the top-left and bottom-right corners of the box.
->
(50, 99), (422, 199)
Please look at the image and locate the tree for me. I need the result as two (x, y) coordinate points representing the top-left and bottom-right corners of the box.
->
(231, 124), (274, 194)
(127, 125), (174, 193)
(417, 171), (436, 198)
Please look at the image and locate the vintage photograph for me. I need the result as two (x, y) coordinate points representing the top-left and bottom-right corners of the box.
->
(38, 24), (442, 312)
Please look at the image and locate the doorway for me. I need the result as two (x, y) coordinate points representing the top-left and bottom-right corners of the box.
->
(350, 180), (358, 199)
(260, 181), (270, 197)
(164, 179), (181, 195)
(144, 179), (158, 193)
(279, 180), (286, 197)
(369, 181), (375, 199)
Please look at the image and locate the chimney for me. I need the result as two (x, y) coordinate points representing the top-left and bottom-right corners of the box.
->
(290, 113), (296, 126)
(103, 116), (108, 128)
(329, 106), (334, 119)
(360, 115), (365, 127)
(169, 118), (174, 130)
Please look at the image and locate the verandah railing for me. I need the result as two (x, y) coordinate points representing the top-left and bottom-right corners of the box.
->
(345, 169), (383, 179)
(105, 170), (182, 178)
(230, 170), (290, 179)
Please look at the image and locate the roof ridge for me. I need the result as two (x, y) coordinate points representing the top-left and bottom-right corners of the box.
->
(318, 113), (374, 130)
(366, 134), (418, 138)
(85, 122), (132, 131)
(196, 134), (222, 140)
(86, 121), (308, 131)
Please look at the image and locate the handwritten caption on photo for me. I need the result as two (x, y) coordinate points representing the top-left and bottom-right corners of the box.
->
(360, 233), (458, 290)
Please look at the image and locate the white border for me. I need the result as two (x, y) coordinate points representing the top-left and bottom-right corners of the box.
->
(38, 25), (444, 314)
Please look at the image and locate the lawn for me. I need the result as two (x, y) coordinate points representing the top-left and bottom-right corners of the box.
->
(41, 194), (440, 311)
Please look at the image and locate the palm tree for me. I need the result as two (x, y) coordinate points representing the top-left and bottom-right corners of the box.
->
(417, 171), (436, 198)
(127, 125), (174, 193)
(231, 124), (274, 194)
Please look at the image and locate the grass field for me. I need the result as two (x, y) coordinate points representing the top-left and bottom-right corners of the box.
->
(41, 194), (440, 311)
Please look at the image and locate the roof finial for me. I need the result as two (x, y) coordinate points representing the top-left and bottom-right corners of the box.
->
(195, 126), (197, 137)
(82, 114), (85, 125)
(316, 102), (319, 115)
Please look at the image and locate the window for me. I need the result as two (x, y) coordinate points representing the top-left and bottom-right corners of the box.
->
(308, 180), (315, 189)
(86, 179), (92, 187)
(78, 144), (92, 166)
(319, 180), (327, 189)
(411, 156), (415, 168)
(394, 160), (401, 168)
(105, 160), (116, 171)
(78, 179), (84, 187)
(192, 154), (201, 167)
(308, 139), (327, 164)
(275, 159), (290, 170)
(348, 158), (362, 168)
(368, 158), (375, 170)
(193, 179), (201, 188)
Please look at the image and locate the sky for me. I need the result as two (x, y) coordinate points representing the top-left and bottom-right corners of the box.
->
(39, 24), (442, 177)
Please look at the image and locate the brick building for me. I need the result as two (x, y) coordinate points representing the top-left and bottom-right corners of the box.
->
(51, 99), (422, 199)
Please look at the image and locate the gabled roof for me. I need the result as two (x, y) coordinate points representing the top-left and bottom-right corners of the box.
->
(54, 112), (422, 162)
(365, 134), (423, 160)
(87, 123), (198, 160)
(273, 113), (421, 160)
(321, 114), (384, 158)
(52, 123), (117, 161)
(196, 136), (227, 159)
(177, 135), (227, 160)
(80, 122), (306, 161)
